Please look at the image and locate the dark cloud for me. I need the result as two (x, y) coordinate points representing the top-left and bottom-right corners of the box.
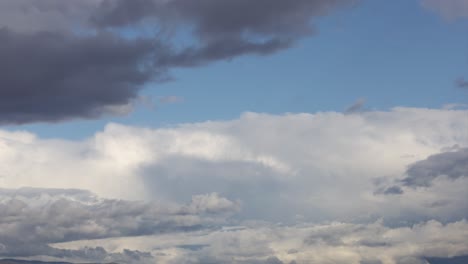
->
(402, 148), (468, 187)
(0, 188), (238, 262)
(0, 0), (355, 124)
(397, 257), (428, 264)
(1, 247), (153, 264)
(361, 260), (383, 264)
(382, 186), (404, 195)
(0, 29), (159, 124)
(345, 98), (366, 114)
(92, 0), (354, 37)
(426, 255), (468, 264)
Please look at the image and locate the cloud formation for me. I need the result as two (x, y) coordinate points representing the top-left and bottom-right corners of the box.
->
(0, 0), (354, 124)
(0, 188), (238, 262)
(1, 107), (467, 222)
(56, 219), (468, 264)
(0, 107), (467, 262)
(402, 148), (468, 187)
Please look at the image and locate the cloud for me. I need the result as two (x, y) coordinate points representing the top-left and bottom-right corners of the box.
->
(0, 188), (238, 262)
(0, 107), (468, 262)
(345, 98), (366, 114)
(0, 0), (355, 124)
(55, 220), (468, 264)
(421, 0), (468, 20)
(402, 148), (468, 187)
(1, 107), (467, 224)
(0, 29), (160, 124)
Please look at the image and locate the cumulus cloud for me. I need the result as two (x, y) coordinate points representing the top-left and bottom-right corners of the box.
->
(1, 108), (467, 223)
(1, 107), (468, 262)
(0, 188), (238, 262)
(0, 0), (355, 124)
(402, 148), (468, 187)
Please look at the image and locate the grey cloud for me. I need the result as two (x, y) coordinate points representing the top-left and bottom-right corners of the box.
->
(0, 29), (159, 124)
(426, 255), (468, 264)
(140, 157), (290, 222)
(397, 257), (428, 264)
(402, 148), (468, 187)
(345, 98), (366, 114)
(1, 246), (153, 264)
(145, 220), (468, 264)
(93, 0), (354, 37)
(0, 188), (238, 261)
(92, 0), (353, 62)
(382, 186), (404, 195)
(360, 260), (383, 264)
(0, 0), (355, 123)
(0, 0), (99, 33)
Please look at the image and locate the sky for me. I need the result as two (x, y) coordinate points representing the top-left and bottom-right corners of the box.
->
(0, 0), (467, 263)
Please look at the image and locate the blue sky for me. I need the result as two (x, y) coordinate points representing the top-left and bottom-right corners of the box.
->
(7, 0), (468, 139)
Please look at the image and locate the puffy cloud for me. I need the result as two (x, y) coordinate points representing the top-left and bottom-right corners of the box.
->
(0, 0), (355, 124)
(1, 107), (468, 262)
(0, 188), (238, 262)
(1, 108), (467, 223)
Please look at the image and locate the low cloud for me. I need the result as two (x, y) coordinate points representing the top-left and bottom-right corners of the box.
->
(0, 188), (238, 262)
(0, 107), (468, 262)
(1, 107), (467, 224)
(56, 220), (468, 264)
(0, 0), (356, 124)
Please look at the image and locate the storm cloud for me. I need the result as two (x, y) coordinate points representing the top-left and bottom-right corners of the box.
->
(0, 0), (355, 124)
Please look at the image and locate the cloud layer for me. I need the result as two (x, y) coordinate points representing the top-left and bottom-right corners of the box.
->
(0, 188), (238, 263)
(56, 218), (468, 264)
(1, 108), (467, 222)
(0, 107), (467, 262)
(0, 0), (354, 124)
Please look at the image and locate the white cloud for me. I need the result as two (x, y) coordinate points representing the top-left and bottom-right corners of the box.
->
(0, 108), (467, 223)
(1, 107), (468, 262)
